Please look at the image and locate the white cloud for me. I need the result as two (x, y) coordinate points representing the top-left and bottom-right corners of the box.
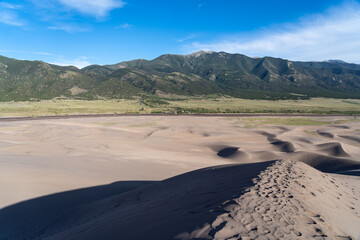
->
(0, 10), (25, 26)
(48, 23), (91, 33)
(188, 2), (360, 63)
(116, 23), (132, 29)
(51, 56), (91, 68)
(58, 0), (125, 18)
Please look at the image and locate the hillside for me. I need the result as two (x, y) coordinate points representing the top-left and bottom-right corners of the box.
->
(1, 51), (360, 101)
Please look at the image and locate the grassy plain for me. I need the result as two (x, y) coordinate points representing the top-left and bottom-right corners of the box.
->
(166, 97), (360, 114)
(0, 97), (359, 117)
(233, 118), (333, 127)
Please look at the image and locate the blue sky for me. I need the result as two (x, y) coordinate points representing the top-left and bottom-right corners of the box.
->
(0, 0), (359, 68)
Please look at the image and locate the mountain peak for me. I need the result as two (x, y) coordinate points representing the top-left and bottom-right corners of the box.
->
(324, 60), (348, 64)
(1, 52), (360, 101)
(186, 50), (216, 58)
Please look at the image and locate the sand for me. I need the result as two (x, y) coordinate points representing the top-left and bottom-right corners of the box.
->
(180, 161), (360, 239)
(0, 115), (359, 239)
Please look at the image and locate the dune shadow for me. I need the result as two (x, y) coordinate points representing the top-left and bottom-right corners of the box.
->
(0, 162), (274, 240)
(217, 147), (239, 158)
(316, 142), (350, 157)
(0, 181), (155, 240)
(210, 145), (250, 161)
(336, 169), (360, 176)
(332, 125), (350, 129)
(288, 151), (360, 176)
(257, 131), (295, 153)
(295, 137), (313, 144)
(317, 130), (334, 138)
(339, 135), (360, 144)
(271, 140), (295, 153)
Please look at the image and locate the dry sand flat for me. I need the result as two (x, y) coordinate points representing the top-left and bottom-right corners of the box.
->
(0, 115), (359, 239)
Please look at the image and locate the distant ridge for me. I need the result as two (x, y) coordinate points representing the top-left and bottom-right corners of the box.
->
(324, 60), (348, 64)
(0, 52), (360, 101)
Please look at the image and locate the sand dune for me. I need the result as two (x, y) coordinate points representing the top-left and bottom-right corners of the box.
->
(0, 116), (359, 239)
(217, 147), (239, 157)
(286, 151), (360, 174)
(181, 160), (360, 239)
(216, 147), (249, 161)
(339, 135), (360, 144)
(317, 130), (335, 138)
(316, 142), (350, 157)
(0, 162), (273, 240)
(1, 159), (358, 240)
(257, 130), (295, 153)
(0, 181), (155, 240)
(270, 140), (295, 153)
(249, 151), (280, 162)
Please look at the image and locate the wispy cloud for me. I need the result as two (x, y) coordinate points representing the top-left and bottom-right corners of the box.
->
(50, 56), (91, 68)
(0, 10), (25, 26)
(177, 34), (199, 43)
(0, 2), (25, 26)
(0, 50), (91, 68)
(0, 2), (22, 9)
(0, 50), (53, 56)
(58, 0), (125, 18)
(48, 23), (91, 33)
(188, 1), (360, 63)
(116, 23), (132, 29)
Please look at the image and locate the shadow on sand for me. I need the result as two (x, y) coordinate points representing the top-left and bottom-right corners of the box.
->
(1, 158), (359, 240)
(0, 161), (274, 240)
(0, 181), (155, 240)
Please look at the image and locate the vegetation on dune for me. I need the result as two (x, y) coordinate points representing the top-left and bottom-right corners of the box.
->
(304, 130), (320, 135)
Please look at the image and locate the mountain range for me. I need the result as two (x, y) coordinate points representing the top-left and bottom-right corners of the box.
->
(1, 51), (360, 101)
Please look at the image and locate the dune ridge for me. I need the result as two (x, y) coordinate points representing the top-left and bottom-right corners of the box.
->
(179, 160), (360, 239)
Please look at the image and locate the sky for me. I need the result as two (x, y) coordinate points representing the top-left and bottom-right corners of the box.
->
(0, 0), (359, 68)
